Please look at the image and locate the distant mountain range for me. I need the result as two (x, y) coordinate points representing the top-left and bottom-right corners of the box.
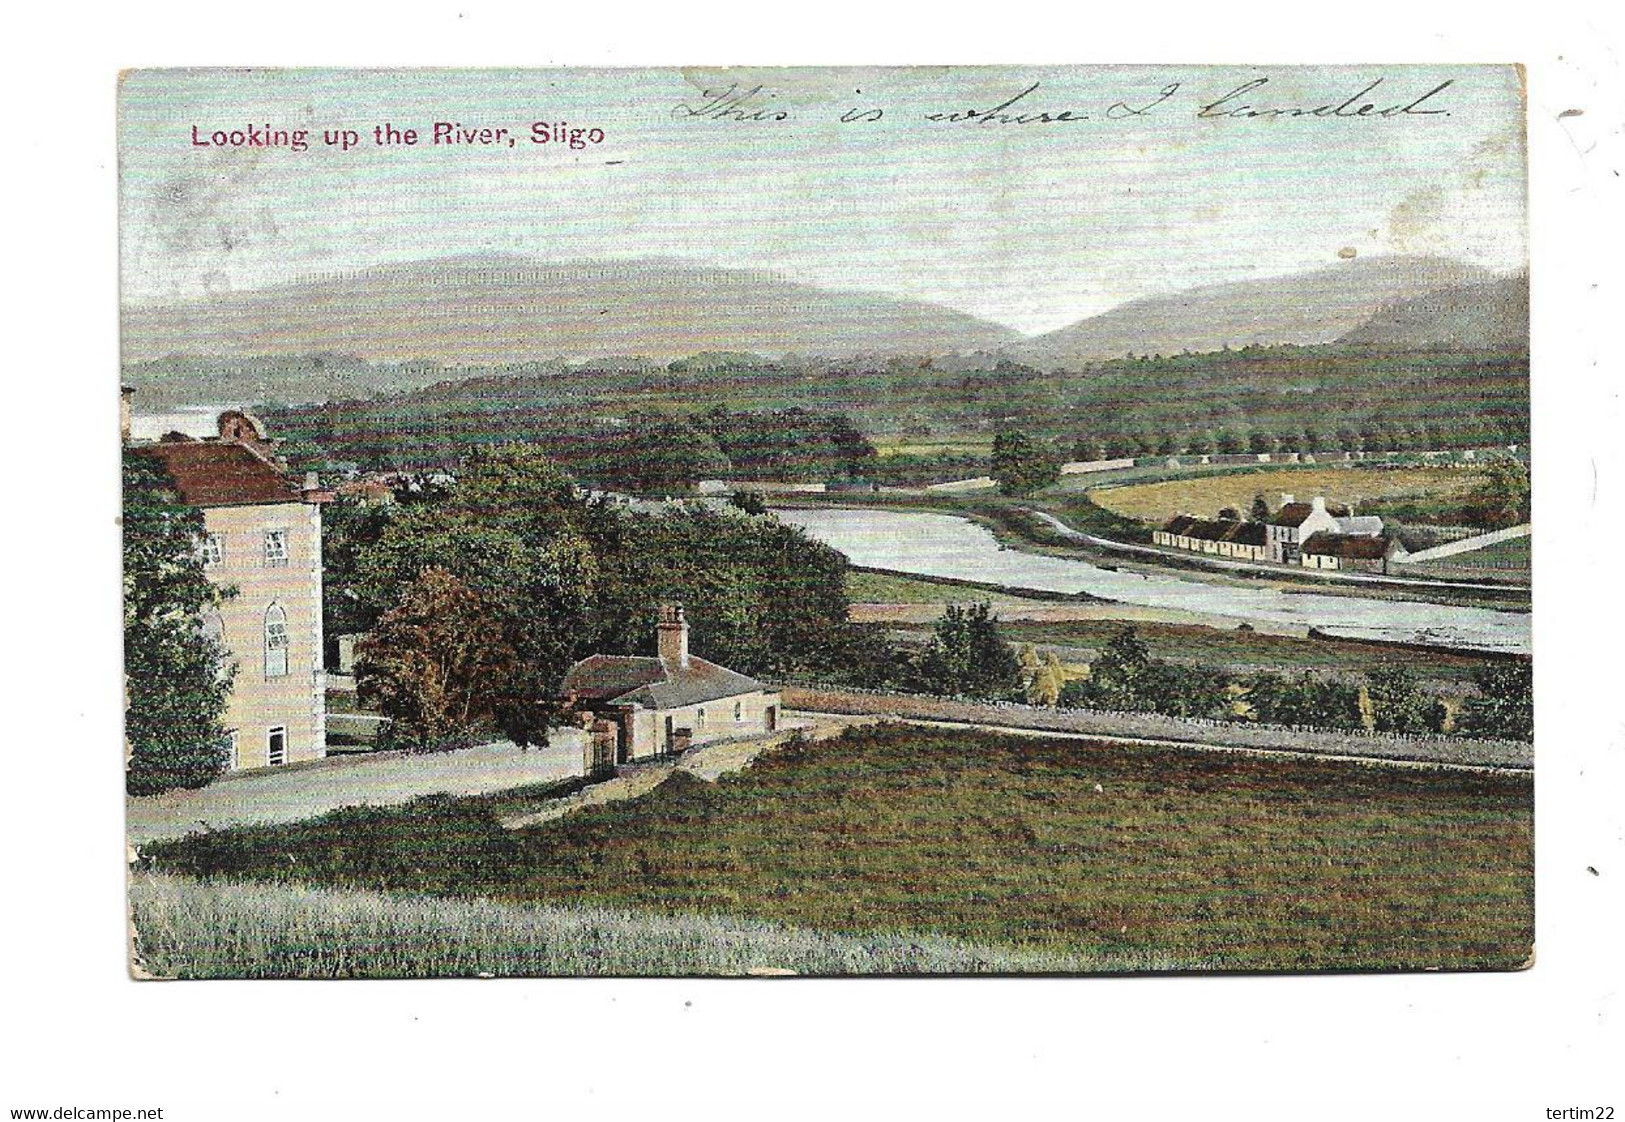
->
(1337, 272), (1529, 350)
(120, 254), (1020, 366)
(121, 252), (1528, 407)
(1006, 256), (1508, 366)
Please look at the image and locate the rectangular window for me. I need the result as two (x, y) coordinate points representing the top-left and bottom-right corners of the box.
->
(263, 529), (289, 567)
(201, 532), (223, 567)
(267, 726), (287, 767)
(223, 730), (238, 771)
(265, 613), (290, 678)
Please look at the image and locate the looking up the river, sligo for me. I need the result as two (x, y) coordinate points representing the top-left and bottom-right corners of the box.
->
(118, 65), (1532, 986)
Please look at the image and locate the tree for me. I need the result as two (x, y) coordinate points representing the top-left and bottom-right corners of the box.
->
(1216, 429), (1246, 455)
(357, 568), (518, 750)
(1249, 493), (1271, 523)
(1456, 661), (1533, 740)
(1060, 626), (1153, 711)
(1464, 456), (1531, 529)
(124, 451), (234, 795)
(915, 602), (1023, 700)
(990, 430), (1061, 496)
(728, 489), (768, 515)
(1364, 665), (1431, 734)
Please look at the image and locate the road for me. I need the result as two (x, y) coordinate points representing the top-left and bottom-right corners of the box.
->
(128, 733), (588, 848)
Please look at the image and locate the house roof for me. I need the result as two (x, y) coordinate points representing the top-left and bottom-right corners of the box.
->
(1336, 515), (1385, 536)
(1220, 521), (1268, 546)
(1166, 516), (1267, 546)
(1301, 532), (1392, 560)
(1270, 499), (1351, 527)
(561, 653), (767, 709)
(134, 440), (305, 508)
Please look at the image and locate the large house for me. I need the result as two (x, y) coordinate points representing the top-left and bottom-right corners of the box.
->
(1265, 494), (1350, 563)
(128, 402), (331, 771)
(560, 605), (782, 765)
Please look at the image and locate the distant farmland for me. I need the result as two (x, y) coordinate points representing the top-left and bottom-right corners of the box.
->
(1090, 465), (1488, 526)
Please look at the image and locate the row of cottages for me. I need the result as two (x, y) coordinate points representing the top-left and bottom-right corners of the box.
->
(125, 394), (332, 772)
(1152, 516), (1268, 561)
(560, 605), (782, 765)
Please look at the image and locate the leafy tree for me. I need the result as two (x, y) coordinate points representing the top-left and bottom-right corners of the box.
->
(1060, 626), (1153, 711)
(1020, 646), (1068, 707)
(357, 568), (518, 750)
(1364, 665), (1431, 734)
(124, 451), (234, 795)
(915, 602), (1023, 700)
(1249, 493), (1272, 523)
(728, 489), (768, 515)
(1248, 430), (1278, 455)
(1464, 456), (1531, 529)
(1246, 672), (1363, 730)
(1187, 430), (1216, 456)
(1216, 429), (1246, 455)
(990, 430), (1062, 496)
(1456, 661), (1533, 740)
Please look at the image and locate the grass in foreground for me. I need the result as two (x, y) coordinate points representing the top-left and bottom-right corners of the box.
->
(145, 725), (1532, 973)
(128, 873), (1099, 978)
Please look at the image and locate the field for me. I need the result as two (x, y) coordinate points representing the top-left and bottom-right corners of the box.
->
(966, 618), (1499, 687)
(845, 569), (1049, 608)
(1089, 465), (1487, 525)
(129, 873), (1091, 978)
(1404, 534), (1532, 582)
(870, 434), (994, 458)
(145, 724), (1533, 972)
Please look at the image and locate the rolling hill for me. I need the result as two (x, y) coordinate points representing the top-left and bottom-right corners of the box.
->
(120, 254), (1020, 368)
(1338, 272), (1529, 350)
(1007, 256), (1502, 367)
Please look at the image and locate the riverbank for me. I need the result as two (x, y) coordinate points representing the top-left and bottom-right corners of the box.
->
(775, 491), (1529, 612)
(781, 507), (1531, 654)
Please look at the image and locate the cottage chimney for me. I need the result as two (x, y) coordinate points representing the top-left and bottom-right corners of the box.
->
(1280, 493), (1295, 506)
(1311, 496), (1327, 513)
(657, 603), (689, 668)
(120, 385), (134, 444)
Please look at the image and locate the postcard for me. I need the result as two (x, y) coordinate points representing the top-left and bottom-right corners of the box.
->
(120, 66), (1531, 977)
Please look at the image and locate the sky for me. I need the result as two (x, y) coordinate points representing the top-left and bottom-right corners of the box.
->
(119, 66), (1527, 335)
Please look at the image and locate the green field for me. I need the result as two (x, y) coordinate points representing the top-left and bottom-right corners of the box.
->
(129, 873), (1090, 978)
(145, 724), (1533, 972)
(845, 569), (1048, 608)
(1091, 465), (1487, 525)
(1404, 534), (1532, 582)
(984, 618), (1499, 686)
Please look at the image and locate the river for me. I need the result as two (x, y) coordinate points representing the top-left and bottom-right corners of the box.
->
(778, 507), (1530, 655)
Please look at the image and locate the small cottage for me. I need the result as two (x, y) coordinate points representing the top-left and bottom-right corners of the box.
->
(1300, 532), (1409, 573)
(560, 605), (782, 765)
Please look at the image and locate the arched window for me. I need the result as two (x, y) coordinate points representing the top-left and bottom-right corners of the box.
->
(264, 604), (289, 678)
